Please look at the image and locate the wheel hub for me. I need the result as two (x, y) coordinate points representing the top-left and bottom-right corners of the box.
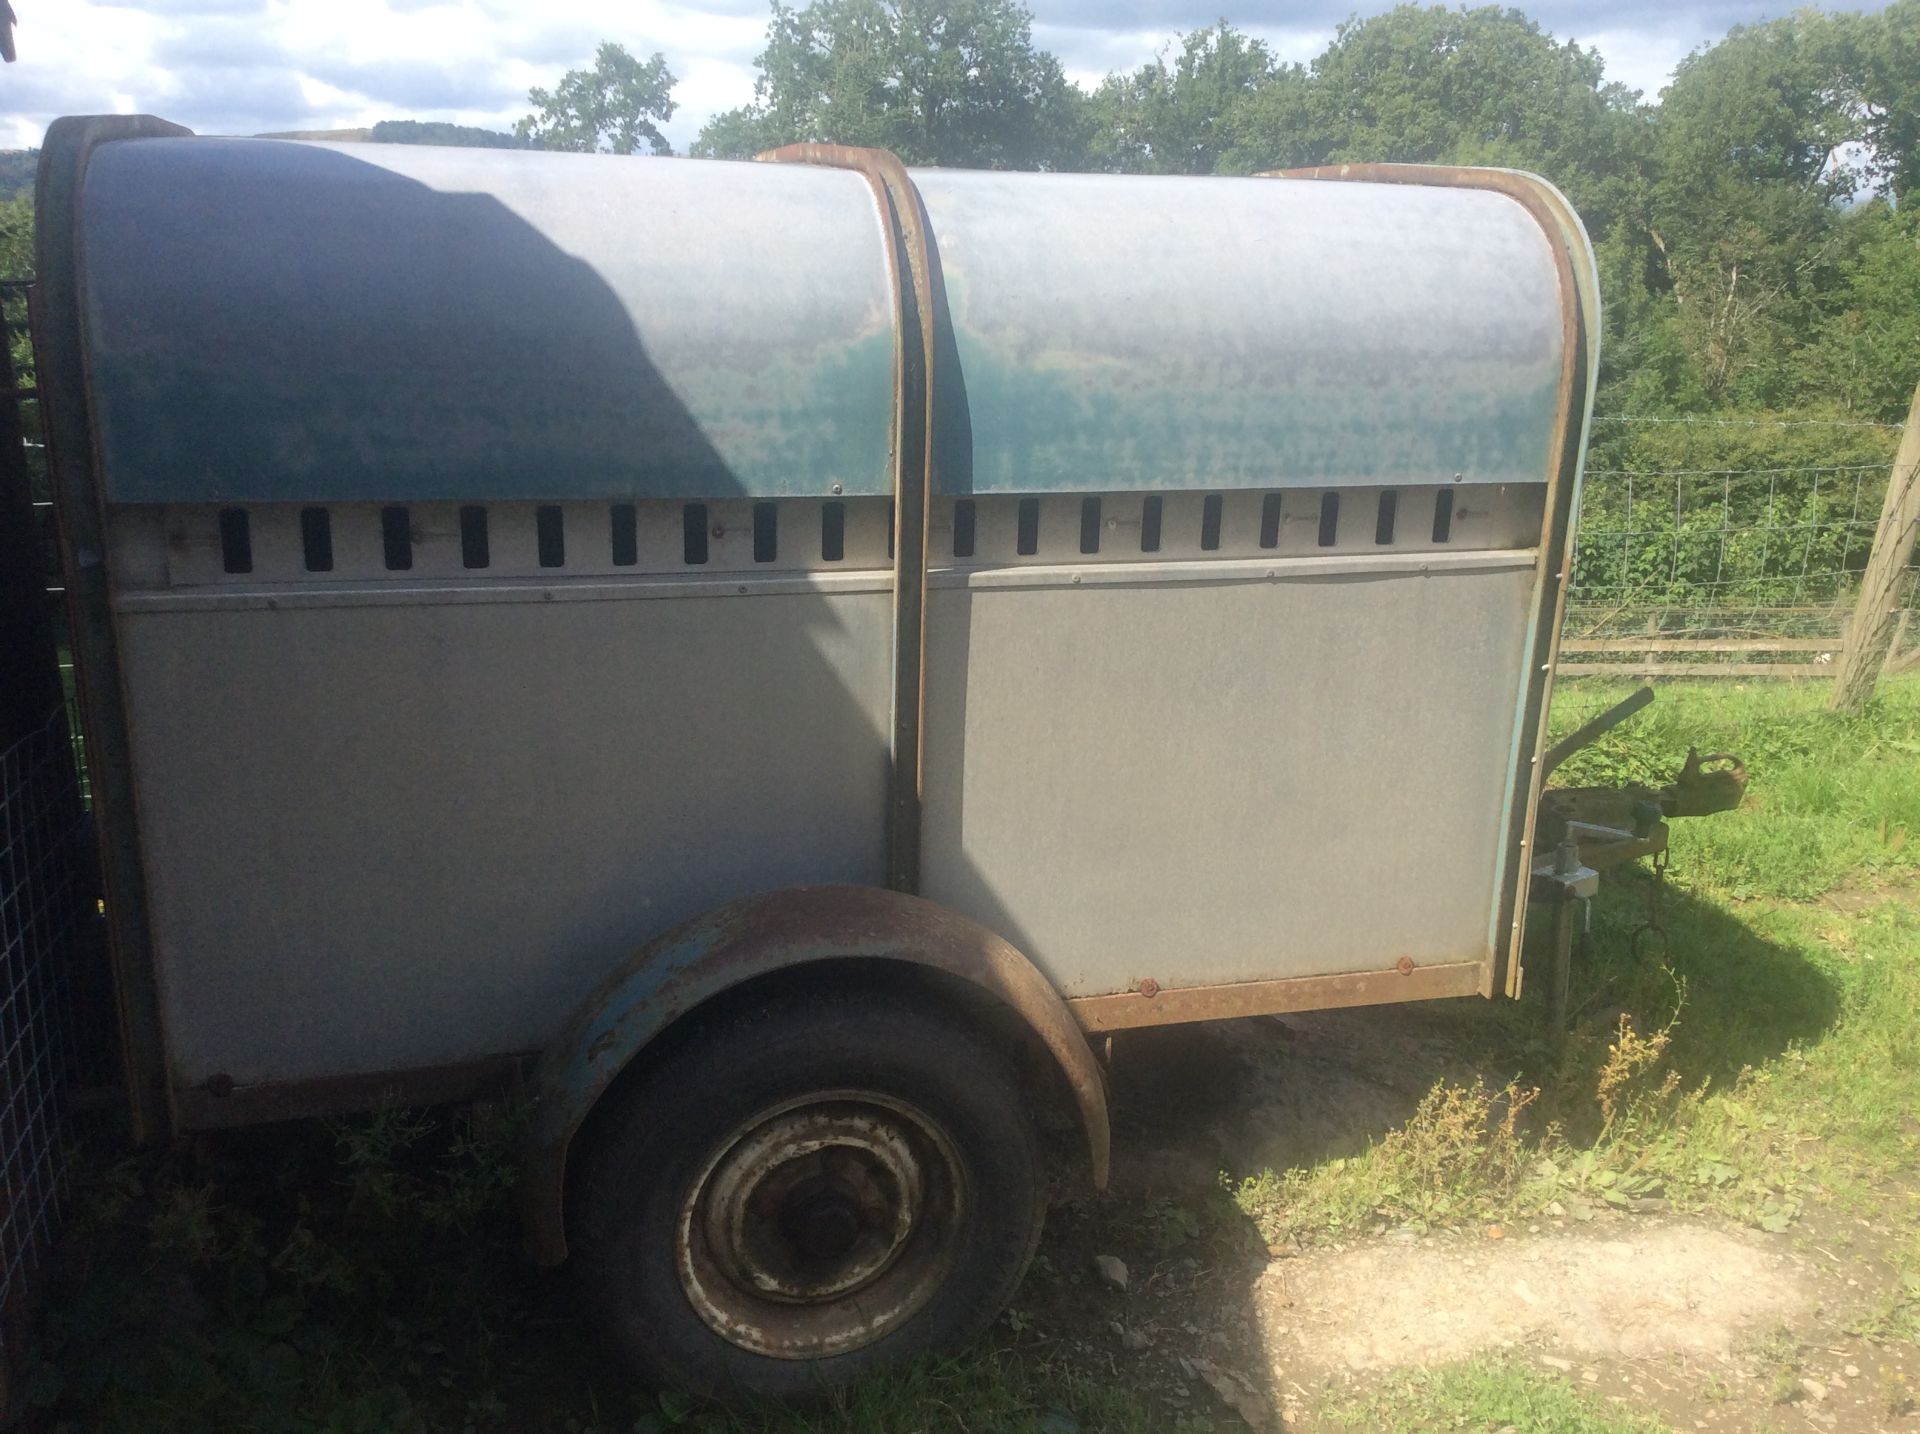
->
(675, 1092), (965, 1360)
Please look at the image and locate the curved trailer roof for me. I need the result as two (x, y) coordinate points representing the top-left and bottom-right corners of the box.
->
(71, 136), (1586, 506)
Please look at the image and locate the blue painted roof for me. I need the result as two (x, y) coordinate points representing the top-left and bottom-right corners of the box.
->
(76, 139), (1577, 506)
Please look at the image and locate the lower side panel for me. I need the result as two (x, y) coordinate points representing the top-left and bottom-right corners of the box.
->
(115, 586), (893, 1093)
(921, 553), (1536, 998)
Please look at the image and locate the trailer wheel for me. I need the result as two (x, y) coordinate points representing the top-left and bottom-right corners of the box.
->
(570, 987), (1045, 1398)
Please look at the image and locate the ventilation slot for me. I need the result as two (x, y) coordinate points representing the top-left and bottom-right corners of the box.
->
(536, 505), (565, 567)
(1259, 493), (1282, 549)
(610, 505), (637, 566)
(1374, 489), (1398, 546)
(1079, 496), (1101, 555)
(682, 504), (709, 565)
(460, 506), (490, 569)
(1016, 498), (1040, 556)
(753, 502), (777, 563)
(300, 507), (333, 573)
(382, 506), (413, 571)
(952, 499), (976, 559)
(1317, 492), (1339, 548)
(1200, 494), (1223, 552)
(886, 500), (895, 561)
(1140, 496), (1163, 553)
(217, 508), (252, 574)
(821, 502), (846, 562)
(1432, 489), (1455, 543)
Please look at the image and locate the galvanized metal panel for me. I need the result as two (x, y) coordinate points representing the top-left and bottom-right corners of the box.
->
(919, 556), (1538, 993)
(78, 140), (899, 504)
(912, 169), (1566, 494)
(113, 590), (893, 1085)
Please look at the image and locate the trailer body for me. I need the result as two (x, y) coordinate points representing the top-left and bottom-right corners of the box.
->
(34, 125), (1597, 1139)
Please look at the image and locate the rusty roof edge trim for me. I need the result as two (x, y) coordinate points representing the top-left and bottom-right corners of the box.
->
(1260, 162), (1600, 1002)
(756, 144), (937, 899)
(34, 114), (196, 1145)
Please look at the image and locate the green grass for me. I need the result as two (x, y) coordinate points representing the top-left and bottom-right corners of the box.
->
(31, 675), (1920, 1432)
(1320, 1356), (1672, 1433)
(1235, 677), (1920, 1319)
(1550, 676), (1920, 903)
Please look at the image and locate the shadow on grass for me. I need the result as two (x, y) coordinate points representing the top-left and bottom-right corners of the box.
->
(25, 875), (1841, 1432)
(999, 871), (1845, 1424)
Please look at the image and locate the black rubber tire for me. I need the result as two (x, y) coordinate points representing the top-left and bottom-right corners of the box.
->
(569, 986), (1045, 1400)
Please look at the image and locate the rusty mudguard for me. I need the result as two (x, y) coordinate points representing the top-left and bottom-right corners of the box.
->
(517, 885), (1110, 1266)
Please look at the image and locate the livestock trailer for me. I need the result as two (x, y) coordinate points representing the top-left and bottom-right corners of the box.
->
(30, 116), (1720, 1394)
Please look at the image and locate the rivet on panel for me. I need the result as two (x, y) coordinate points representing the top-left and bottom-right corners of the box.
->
(1137, 977), (1160, 999)
(1396, 956), (1415, 975)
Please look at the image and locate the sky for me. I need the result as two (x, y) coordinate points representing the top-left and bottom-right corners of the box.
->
(0, 0), (1885, 155)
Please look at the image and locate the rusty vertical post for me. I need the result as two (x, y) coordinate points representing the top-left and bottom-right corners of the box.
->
(755, 144), (936, 894)
(1831, 380), (1920, 712)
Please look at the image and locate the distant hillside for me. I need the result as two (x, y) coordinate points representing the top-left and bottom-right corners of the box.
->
(0, 150), (37, 201)
(255, 122), (527, 150)
(369, 121), (528, 149)
(255, 127), (375, 142)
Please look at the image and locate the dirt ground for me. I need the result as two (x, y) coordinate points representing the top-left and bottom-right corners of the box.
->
(1018, 1005), (1920, 1432)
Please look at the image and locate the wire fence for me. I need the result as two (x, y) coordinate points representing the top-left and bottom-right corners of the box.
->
(0, 283), (85, 790)
(1562, 413), (1918, 678)
(0, 713), (100, 1344)
(0, 278), (112, 1387)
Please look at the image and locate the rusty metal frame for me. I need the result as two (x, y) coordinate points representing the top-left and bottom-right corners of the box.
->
(174, 1054), (527, 1129)
(31, 115), (195, 1144)
(757, 145), (936, 896)
(518, 885), (1110, 1266)
(1262, 162), (1598, 1005)
(1067, 960), (1485, 1032)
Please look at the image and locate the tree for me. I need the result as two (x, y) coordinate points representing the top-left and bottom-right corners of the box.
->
(1642, 12), (1876, 406)
(1855, 0), (1919, 203)
(517, 43), (678, 156)
(1279, 6), (1647, 232)
(693, 0), (1084, 169)
(1085, 23), (1284, 175)
(0, 192), (29, 278)
(1795, 201), (1920, 423)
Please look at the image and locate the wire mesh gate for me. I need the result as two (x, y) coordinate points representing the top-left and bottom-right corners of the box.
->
(0, 277), (112, 1396)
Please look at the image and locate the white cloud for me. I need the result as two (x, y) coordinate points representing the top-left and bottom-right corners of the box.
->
(2, 0), (764, 149)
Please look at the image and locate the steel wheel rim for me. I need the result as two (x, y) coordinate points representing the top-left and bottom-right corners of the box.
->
(674, 1089), (967, 1360)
